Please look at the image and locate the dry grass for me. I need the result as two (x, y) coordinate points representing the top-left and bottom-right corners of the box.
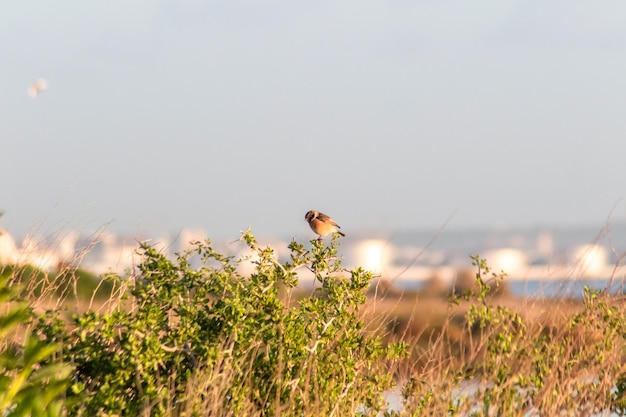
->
(357, 278), (626, 415)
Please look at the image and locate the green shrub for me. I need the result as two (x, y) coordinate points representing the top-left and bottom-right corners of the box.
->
(54, 232), (406, 416)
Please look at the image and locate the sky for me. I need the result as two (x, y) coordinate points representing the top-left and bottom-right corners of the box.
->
(2, 1), (626, 241)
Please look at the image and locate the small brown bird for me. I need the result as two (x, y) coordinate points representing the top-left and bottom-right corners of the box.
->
(305, 210), (345, 239)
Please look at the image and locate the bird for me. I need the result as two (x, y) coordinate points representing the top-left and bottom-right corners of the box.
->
(305, 210), (345, 239)
(27, 78), (47, 98)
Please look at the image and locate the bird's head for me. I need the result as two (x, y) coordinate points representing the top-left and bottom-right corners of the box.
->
(304, 210), (318, 222)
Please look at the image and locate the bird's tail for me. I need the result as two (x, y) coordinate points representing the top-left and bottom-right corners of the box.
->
(337, 231), (346, 237)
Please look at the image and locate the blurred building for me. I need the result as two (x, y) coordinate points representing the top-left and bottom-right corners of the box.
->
(1, 223), (624, 283)
(0, 228), (18, 265)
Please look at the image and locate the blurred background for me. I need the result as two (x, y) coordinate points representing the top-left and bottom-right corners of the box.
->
(2, 1), (626, 295)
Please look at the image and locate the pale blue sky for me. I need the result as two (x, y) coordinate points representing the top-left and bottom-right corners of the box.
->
(2, 1), (626, 240)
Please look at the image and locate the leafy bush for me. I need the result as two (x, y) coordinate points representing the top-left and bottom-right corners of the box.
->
(47, 232), (406, 416)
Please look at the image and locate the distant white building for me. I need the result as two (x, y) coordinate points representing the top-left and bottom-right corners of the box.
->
(483, 248), (529, 277)
(78, 233), (139, 275)
(21, 249), (60, 272)
(177, 228), (208, 252)
(345, 239), (391, 274)
(0, 229), (65, 271)
(232, 238), (293, 277)
(57, 231), (80, 262)
(0, 229), (18, 265)
(570, 244), (608, 278)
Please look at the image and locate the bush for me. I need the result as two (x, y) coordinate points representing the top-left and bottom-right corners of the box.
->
(45, 232), (407, 416)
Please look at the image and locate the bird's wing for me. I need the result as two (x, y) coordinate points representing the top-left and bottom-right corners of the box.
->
(317, 212), (340, 228)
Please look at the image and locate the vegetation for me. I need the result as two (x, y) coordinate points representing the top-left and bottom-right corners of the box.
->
(3, 264), (112, 303)
(0, 268), (72, 416)
(1, 232), (626, 415)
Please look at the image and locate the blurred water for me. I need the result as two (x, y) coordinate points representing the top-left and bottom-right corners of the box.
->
(398, 278), (626, 299)
(507, 278), (625, 298)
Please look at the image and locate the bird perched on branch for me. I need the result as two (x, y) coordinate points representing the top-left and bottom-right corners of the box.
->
(305, 210), (345, 239)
